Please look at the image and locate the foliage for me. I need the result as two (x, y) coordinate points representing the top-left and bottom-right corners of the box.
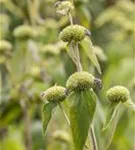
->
(0, 0), (135, 150)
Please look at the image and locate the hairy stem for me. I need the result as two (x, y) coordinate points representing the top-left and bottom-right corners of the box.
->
(74, 43), (82, 71)
(58, 103), (70, 127)
(89, 125), (98, 150)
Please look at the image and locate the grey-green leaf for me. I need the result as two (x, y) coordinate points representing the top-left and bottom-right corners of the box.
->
(80, 37), (101, 74)
(42, 102), (57, 135)
(69, 90), (97, 150)
(103, 102), (120, 131)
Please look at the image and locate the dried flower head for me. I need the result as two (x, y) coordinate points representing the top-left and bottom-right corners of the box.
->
(41, 86), (67, 102)
(59, 25), (87, 42)
(13, 25), (35, 40)
(66, 71), (95, 92)
(107, 85), (130, 103)
(55, 1), (74, 15)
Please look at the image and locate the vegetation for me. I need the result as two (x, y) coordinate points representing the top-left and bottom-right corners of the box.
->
(0, 0), (135, 150)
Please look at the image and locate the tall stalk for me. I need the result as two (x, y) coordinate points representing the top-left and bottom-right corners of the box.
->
(66, 12), (98, 150)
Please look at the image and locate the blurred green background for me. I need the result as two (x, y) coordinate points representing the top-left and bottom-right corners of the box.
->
(0, 0), (135, 150)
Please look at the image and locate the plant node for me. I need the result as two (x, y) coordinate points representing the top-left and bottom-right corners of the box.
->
(66, 71), (95, 92)
(41, 86), (67, 102)
(59, 25), (88, 43)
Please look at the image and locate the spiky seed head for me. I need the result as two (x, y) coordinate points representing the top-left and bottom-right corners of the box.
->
(13, 25), (35, 40)
(66, 71), (95, 92)
(42, 86), (67, 102)
(55, 1), (74, 15)
(106, 85), (130, 103)
(59, 25), (87, 42)
(0, 40), (12, 53)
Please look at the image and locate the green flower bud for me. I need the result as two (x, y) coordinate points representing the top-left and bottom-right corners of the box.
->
(42, 86), (67, 102)
(66, 71), (95, 92)
(59, 25), (87, 42)
(0, 40), (12, 53)
(106, 86), (130, 103)
(13, 25), (35, 40)
(55, 1), (74, 15)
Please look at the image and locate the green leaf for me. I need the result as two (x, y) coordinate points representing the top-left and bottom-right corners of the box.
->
(103, 102), (120, 131)
(66, 42), (82, 71)
(42, 102), (57, 135)
(124, 99), (135, 112)
(69, 90), (97, 150)
(80, 37), (101, 74)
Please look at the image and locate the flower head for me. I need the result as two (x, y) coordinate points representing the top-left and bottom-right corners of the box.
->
(42, 86), (67, 102)
(55, 1), (74, 15)
(66, 71), (95, 92)
(13, 25), (35, 40)
(107, 85), (130, 103)
(0, 40), (12, 53)
(59, 25), (87, 42)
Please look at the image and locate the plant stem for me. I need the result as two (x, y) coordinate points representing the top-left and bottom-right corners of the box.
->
(68, 12), (73, 25)
(106, 110), (119, 149)
(20, 100), (32, 150)
(89, 124), (98, 150)
(66, 9), (98, 150)
(67, 42), (82, 72)
(58, 103), (70, 127)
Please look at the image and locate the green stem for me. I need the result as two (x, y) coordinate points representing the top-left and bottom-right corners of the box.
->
(89, 125), (98, 150)
(74, 43), (82, 71)
(68, 12), (73, 25)
(20, 100), (32, 150)
(66, 10), (97, 150)
(58, 103), (70, 127)
(106, 110), (119, 149)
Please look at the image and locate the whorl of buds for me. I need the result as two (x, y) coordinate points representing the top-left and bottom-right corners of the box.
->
(0, 40), (12, 53)
(13, 25), (35, 40)
(66, 71), (95, 92)
(41, 86), (67, 102)
(55, 1), (74, 15)
(59, 25), (87, 42)
(106, 86), (130, 103)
